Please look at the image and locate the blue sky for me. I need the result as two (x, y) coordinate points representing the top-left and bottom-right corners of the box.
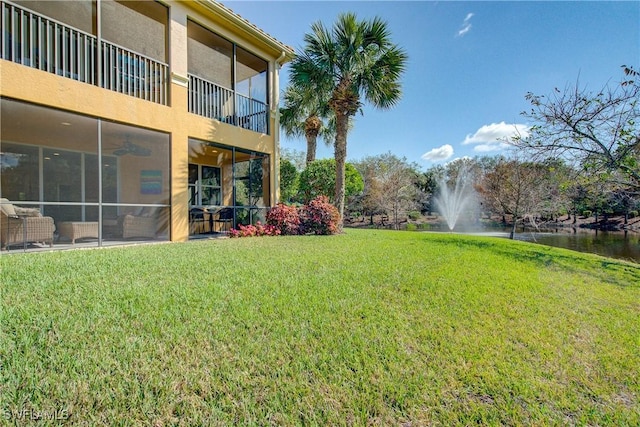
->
(223, 1), (640, 169)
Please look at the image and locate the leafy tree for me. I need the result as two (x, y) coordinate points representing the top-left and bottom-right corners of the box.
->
(354, 153), (420, 229)
(279, 158), (299, 204)
(514, 67), (640, 191)
(279, 84), (334, 166)
(298, 159), (363, 204)
(290, 13), (408, 226)
(477, 156), (549, 238)
(611, 188), (638, 224)
(534, 158), (574, 222)
(415, 169), (438, 215)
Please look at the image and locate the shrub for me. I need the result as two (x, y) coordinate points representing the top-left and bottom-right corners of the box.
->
(231, 198), (339, 237)
(300, 196), (340, 235)
(266, 203), (301, 235)
(298, 159), (364, 203)
(629, 210), (638, 219)
(407, 210), (421, 221)
(405, 223), (417, 231)
(229, 222), (280, 238)
(279, 159), (299, 203)
(582, 210), (592, 218)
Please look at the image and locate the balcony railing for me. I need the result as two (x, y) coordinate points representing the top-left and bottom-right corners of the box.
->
(102, 41), (167, 105)
(0, 0), (167, 105)
(236, 93), (268, 134)
(189, 73), (269, 134)
(1, 0), (96, 84)
(188, 74), (235, 126)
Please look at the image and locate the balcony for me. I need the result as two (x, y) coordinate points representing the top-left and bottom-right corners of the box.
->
(0, 0), (168, 105)
(188, 73), (269, 134)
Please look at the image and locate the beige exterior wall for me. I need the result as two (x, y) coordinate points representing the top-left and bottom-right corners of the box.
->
(0, 0), (292, 242)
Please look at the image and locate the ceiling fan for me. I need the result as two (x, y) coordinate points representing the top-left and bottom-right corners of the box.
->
(112, 137), (151, 157)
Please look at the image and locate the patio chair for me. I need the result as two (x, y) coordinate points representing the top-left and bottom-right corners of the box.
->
(214, 207), (234, 233)
(119, 206), (159, 239)
(0, 198), (55, 250)
(190, 207), (206, 234)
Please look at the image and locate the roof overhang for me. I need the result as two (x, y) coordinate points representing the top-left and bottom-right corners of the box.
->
(187, 0), (295, 63)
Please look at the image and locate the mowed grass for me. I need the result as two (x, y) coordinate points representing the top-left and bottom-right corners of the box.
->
(1, 229), (639, 426)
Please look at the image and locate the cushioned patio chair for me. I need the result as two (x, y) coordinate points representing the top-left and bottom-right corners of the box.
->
(119, 206), (160, 239)
(0, 198), (55, 250)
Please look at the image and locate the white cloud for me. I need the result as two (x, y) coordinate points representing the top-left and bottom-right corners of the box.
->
(421, 144), (454, 161)
(473, 143), (511, 153)
(457, 13), (474, 37)
(445, 156), (472, 165)
(462, 122), (529, 153)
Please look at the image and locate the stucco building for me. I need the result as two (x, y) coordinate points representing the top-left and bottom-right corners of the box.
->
(0, 0), (294, 250)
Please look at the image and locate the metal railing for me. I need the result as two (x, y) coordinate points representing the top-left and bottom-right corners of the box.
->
(1, 0), (96, 84)
(237, 93), (268, 134)
(102, 40), (168, 105)
(0, 0), (168, 104)
(188, 74), (234, 125)
(188, 73), (269, 134)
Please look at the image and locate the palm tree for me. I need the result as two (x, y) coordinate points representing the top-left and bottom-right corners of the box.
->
(279, 84), (333, 166)
(289, 13), (407, 226)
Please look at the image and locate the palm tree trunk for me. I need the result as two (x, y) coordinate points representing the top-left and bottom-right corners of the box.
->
(304, 115), (321, 166)
(334, 113), (349, 230)
(305, 134), (317, 166)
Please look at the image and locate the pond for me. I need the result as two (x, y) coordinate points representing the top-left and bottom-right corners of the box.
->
(511, 229), (640, 264)
(419, 223), (640, 263)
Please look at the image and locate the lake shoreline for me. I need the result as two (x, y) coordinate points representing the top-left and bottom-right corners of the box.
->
(346, 214), (640, 232)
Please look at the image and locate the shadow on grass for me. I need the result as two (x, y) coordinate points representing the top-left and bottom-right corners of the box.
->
(426, 234), (640, 289)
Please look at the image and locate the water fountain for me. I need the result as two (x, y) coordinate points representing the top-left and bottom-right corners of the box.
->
(434, 167), (476, 231)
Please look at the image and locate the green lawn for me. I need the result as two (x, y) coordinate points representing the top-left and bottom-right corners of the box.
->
(1, 229), (638, 426)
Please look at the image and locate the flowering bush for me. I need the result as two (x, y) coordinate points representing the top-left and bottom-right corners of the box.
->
(300, 196), (340, 235)
(229, 198), (340, 237)
(266, 203), (301, 235)
(229, 222), (280, 238)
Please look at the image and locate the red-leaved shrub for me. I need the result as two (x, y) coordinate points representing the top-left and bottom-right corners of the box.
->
(300, 196), (340, 235)
(266, 203), (301, 235)
(230, 197), (339, 237)
(229, 222), (280, 238)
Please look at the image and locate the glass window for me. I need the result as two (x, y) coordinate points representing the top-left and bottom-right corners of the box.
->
(43, 148), (83, 222)
(43, 149), (81, 202)
(188, 163), (199, 206)
(201, 166), (221, 206)
(189, 164), (222, 207)
(189, 139), (233, 207)
(0, 143), (39, 202)
(234, 150), (269, 208)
